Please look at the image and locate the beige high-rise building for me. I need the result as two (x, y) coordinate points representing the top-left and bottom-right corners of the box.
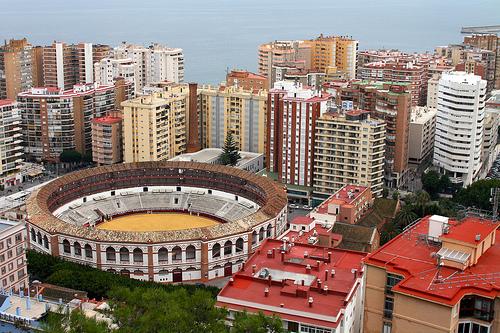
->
(122, 84), (189, 163)
(0, 38), (36, 100)
(408, 106), (436, 166)
(258, 40), (312, 81)
(198, 85), (267, 154)
(313, 110), (386, 199)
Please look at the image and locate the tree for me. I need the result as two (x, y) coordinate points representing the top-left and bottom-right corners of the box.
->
(42, 310), (112, 333)
(382, 188), (389, 198)
(393, 205), (418, 229)
(454, 179), (500, 210)
(219, 132), (241, 166)
(421, 171), (441, 199)
(391, 190), (399, 201)
(232, 311), (283, 333)
(60, 150), (82, 164)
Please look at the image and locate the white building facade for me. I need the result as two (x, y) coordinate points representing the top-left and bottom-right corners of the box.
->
(433, 72), (487, 186)
(94, 58), (137, 92)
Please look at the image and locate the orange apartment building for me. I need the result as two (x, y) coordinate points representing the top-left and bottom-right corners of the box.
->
(464, 34), (500, 89)
(364, 214), (500, 333)
(0, 38), (39, 100)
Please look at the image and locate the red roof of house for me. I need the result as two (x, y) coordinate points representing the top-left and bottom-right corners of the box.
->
(92, 116), (122, 125)
(440, 219), (498, 245)
(316, 185), (368, 214)
(364, 216), (500, 306)
(290, 216), (314, 225)
(216, 239), (366, 328)
(0, 99), (15, 107)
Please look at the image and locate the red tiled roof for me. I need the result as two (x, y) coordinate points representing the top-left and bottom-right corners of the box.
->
(290, 216), (314, 225)
(217, 239), (366, 326)
(364, 216), (500, 306)
(92, 116), (122, 125)
(0, 99), (15, 107)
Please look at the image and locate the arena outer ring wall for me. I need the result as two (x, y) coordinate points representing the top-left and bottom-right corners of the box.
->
(26, 161), (288, 282)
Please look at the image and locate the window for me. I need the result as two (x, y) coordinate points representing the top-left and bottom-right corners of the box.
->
(223, 241), (232, 256)
(186, 245), (196, 260)
(106, 247), (116, 261)
(172, 246), (182, 261)
(460, 296), (494, 322)
(120, 247), (130, 262)
(133, 248), (143, 263)
(212, 243), (221, 258)
(383, 296), (394, 319)
(62, 240), (71, 254)
(74, 242), (82, 256)
(158, 247), (168, 262)
(385, 273), (403, 294)
(84, 244), (93, 259)
(235, 238), (244, 253)
(457, 322), (490, 333)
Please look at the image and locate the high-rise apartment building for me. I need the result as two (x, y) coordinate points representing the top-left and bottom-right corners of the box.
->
(258, 40), (312, 81)
(226, 70), (268, 91)
(198, 85), (267, 154)
(112, 43), (184, 92)
(364, 214), (500, 333)
(0, 38), (36, 100)
(258, 35), (358, 85)
(307, 34), (358, 79)
(433, 71), (487, 187)
(337, 81), (411, 188)
(408, 106), (436, 166)
(313, 110), (386, 199)
(18, 83), (120, 161)
(463, 34), (500, 89)
(91, 113), (122, 166)
(122, 84), (190, 163)
(267, 81), (329, 187)
(94, 57), (137, 93)
(0, 100), (24, 187)
(483, 91), (500, 177)
(358, 61), (427, 106)
(43, 42), (110, 90)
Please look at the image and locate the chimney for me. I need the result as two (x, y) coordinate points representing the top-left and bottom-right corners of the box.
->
(301, 280), (305, 286)
(352, 268), (357, 279)
(268, 275), (272, 287)
(252, 264), (257, 274)
(186, 82), (201, 153)
(325, 270), (329, 281)
(280, 303), (284, 307)
(264, 288), (269, 297)
(306, 264), (311, 273)
(229, 278), (234, 286)
(317, 279), (322, 289)
(323, 286), (329, 295)
(308, 297), (313, 307)
(331, 269), (335, 278)
(327, 252), (332, 263)
(281, 251), (285, 262)
(304, 251), (309, 258)
(241, 261), (245, 271)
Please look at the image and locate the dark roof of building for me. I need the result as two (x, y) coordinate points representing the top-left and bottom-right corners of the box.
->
(331, 222), (377, 252)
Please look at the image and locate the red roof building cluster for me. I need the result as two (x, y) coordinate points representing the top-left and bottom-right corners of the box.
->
(216, 238), (366, 332)
(365, 215), (500, 306)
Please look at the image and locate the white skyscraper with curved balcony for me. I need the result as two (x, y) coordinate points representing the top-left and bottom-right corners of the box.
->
(433, 71), (487, 186)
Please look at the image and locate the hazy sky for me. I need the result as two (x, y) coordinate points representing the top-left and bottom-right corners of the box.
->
(1, 0), (498, 82)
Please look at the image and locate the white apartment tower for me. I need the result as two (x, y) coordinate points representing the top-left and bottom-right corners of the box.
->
(113, 43), (184, 92)
(95, 58), (137, 92)
(433, 71), (487, 186)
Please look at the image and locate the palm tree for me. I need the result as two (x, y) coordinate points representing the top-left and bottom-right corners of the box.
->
(393, 205), (418, 229)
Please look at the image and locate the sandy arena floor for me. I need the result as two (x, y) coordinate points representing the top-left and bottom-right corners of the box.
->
(96, 213), (219, 231)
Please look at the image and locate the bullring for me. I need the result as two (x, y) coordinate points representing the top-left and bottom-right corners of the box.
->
(26, 161), (288, 282)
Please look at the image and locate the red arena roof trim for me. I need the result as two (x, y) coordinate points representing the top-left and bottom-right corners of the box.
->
(216, 239), (366, 329)
(364, 215), (500, 306)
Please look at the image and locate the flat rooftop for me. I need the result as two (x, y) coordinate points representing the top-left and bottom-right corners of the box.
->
(217, 239), (366, 329)
(315, 185), (368, 214)
(169, 148), (262, 169)
(365, 215), (500, 305)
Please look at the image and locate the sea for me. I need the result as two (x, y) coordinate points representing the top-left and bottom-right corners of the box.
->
(0, 0), (498, 84)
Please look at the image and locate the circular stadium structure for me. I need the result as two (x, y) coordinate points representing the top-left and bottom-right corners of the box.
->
(26, 162), (288, 282)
